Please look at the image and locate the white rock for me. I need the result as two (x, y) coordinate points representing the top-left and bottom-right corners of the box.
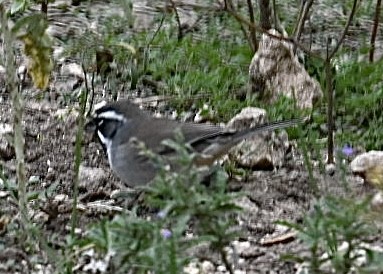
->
(351, 151), (383, 173)
(53, 47), (65, 63)
(0, 123), (12, 135)
(79, 165), (108, 187)
(201, 260), (215, 273)
(371, 191), (383, 210)
(17, 65), (27, 81)
(249, 29), (323, 109)
(183, 261), (200, 274)
(351, 150), (383, 188)
(60, 63), (84, 79)
(232, 240), (251, 254)
(325, 163), (336, 176)
(226, 107), (267, 131)
(28, 176), (40, 183)
(54, 194), (69, 202)
(226, 107), (291, 170)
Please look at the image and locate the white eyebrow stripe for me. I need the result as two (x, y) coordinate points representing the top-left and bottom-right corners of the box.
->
(97, 110), (126, 122)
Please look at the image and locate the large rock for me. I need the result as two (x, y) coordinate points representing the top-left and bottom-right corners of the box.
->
(227, 107), (290, 170)
(351, 150), (383, 190)
(249, 29), (323, 109)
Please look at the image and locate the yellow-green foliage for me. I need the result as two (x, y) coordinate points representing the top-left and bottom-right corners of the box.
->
(13, 14), (53, 89)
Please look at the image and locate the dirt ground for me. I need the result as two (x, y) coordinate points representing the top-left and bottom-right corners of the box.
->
(0, 1), (382, 273)
(0, 85), (377, 273)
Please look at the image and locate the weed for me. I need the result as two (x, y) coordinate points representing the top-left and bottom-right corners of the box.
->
(84, 132), (242, 273)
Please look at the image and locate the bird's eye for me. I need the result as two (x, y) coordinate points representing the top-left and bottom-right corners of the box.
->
(95, 118), (122, 139)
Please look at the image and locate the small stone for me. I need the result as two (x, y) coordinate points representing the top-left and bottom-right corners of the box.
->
(33, 211), (49, 223)
(0, 123), (12, 135)
(61, 63), (84, 79)
(183, 261), (199, 274)
(17, 65), (27, 81)
(54, 194), (69, 202)
(28, 175), (40, 183)
(325, 163), (336, 176)
(226, 107), (267, 131)
(0, 134), (15, 160)
(79, 165), (108, 187)
(53, 47), (65, 63)
(371, 191), (383, 210)
(232, 240), (251, 254)
(201, 261), (214, 273)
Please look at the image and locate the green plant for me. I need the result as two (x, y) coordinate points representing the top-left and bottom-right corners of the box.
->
(335, 58), (383, 150)
(0, 3), (52, 233)
(280, 195), (380, 273)
(84, 132), (242, 273)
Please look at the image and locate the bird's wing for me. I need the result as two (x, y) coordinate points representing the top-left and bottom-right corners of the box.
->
(127, 111), (301, 158)
(146, 119), (224, 155)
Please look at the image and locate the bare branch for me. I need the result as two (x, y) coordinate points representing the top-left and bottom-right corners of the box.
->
(225, 0), (254, 52)
(225, 7), (324, 60)
(246, 0), (257, 52)
(369, 0), (382, 62)
(293, 0), (314, 42)
(328, 0), (359, 60)
(168, 0), (183, 40)
(272, 0), (284, 34)
(259, 0), (272, 30)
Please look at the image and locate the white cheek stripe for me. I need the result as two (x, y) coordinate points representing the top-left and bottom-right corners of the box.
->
(97, 130), (114, 168)
(97, 111), (126, 122)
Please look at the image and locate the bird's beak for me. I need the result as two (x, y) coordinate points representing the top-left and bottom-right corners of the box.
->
(84, 118), (101, 146)
(84, 117), (107, 153)
(85, 118), (97, 133)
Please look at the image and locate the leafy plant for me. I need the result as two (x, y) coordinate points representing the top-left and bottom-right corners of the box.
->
(12, 13), (53, 89)
(85, 132), (242, 273)
(335, 58), (383, 150)
(280, 195), (380, 273)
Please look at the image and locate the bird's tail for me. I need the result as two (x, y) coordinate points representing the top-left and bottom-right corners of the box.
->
(194, 117), (305, 166)
(231, 117), (305, 142)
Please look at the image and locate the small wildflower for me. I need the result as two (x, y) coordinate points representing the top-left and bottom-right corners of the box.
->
(341, 145), (353, 157)
(157, 210), (167, 219)
(161, 228), (172, 239)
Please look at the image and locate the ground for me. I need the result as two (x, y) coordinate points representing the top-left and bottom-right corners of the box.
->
(0, 93), (377, 273)
(0, 0), (382, 273)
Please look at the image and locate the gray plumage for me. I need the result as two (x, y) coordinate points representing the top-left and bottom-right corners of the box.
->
(90, 100), (300, 187)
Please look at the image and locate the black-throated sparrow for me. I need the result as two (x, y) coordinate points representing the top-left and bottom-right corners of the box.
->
(89, 100), (300, 187)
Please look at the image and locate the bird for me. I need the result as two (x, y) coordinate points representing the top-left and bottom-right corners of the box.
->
(88, 99), (301, 187)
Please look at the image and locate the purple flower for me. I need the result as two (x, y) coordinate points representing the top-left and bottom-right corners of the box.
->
(161, 228), (172, 239)
(341, 145), (353, 157)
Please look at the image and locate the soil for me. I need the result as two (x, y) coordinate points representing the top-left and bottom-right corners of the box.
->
(0, 0), (382, 273)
